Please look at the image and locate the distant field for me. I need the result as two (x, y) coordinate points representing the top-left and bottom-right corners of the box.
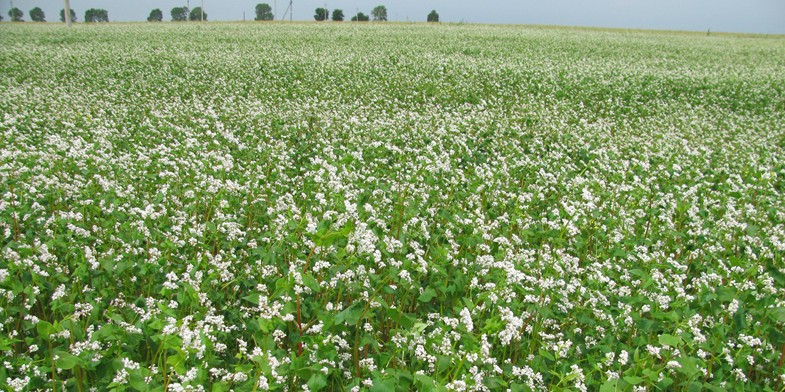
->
(1, 22), (784, 391)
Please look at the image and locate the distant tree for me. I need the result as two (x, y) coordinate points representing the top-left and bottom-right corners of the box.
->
(61, 8), (77, 22)
(30, 7), (45, 22)
(171, 7), (189, 21)
(85, 9), (109, 23)
(255, 3), (274, 21)
(0, 14), (3, 22)
(427, 10), (439, 22)
(371, 5), (387, 21)
(189, 7), (207, 21)
(351, 12), (369, 22)
(9, 7), (24, 22)
(332, 9), (344, 22)
(314, 8), (329, 21)
(147, 9), (163, 22)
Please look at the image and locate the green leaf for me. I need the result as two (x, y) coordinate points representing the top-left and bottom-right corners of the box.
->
(702, 383), (728, 392)
(678, 357), (701, 378)
(716, 287), (736, 302)
(36, 321), (54, 337)
(335, 303), (363, 325)
(414, 374), (436, 391)
(307, 373), (328, 391)
(242, 294), (260, 305)
(130, 374), (150, 391)
(418, 287), (436, 303)
(538, 348), (555, 361)
(370, 378), (396, 392)
(599, 379), (620, 392)
(483, 377), (507, 389)
(55, 353), (82, 370)
(770, 308), (785, 322)
(686, 381), (703, 392)
(658, 334), (681, 347)
(623, 376), (644, 385)
(657, 377), (674, 390)
(303, 273), (321, 293)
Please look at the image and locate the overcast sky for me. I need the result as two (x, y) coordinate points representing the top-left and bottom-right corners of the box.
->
(3, 0), (783, 34)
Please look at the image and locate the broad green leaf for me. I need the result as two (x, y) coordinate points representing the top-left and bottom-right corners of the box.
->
(538, 349), (555, 361)
(307, 373), (328, 391)
(769, 308), (785, 322)
(623, 376), (644, 385)
(678, 357), (701, 378)
(370, 378), (396, 392)
(211, 382), (231, 392)
(658, 334), (681, 347)
(55, 353), (82, 370)
(418, 287), (436, 303)
(716, 287), (737, 302)
(36, 321), (54, 337)
(335, 303), (363, 325)
(599, 380), (619, 392)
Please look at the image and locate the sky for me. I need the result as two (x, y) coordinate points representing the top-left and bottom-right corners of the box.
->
(2, 0), (783, 34)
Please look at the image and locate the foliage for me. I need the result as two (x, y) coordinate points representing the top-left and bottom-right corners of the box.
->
(314, 8), (329, 22)
(147, 9), (163, 22)
(351, 12), (370, 22)
(371, 5), (388, 21)
(255, 3), (274, 21)
(8, 7), (23, 22)
(60, 8), (77, 23)
(171, 7), (189, 22)
(0, 22), (784, 391)
(84, 8), (109, 23)
(189, 7), (207, 22)
(332, 9), (345, 22)
(427, 10), (439, 23)
(29, 7), (45, 22)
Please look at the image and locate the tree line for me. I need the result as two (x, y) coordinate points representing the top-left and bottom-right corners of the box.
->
(4, 4), (439, 23)
(5, 7), (108, 23)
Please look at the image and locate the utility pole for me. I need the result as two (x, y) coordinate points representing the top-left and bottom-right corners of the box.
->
(201, 0), (204, 21)
(64, 0), (72, 27)
(282, 0), (292, 21)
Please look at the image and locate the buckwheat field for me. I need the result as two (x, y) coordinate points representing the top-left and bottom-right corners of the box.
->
(1, 22), (784, 391)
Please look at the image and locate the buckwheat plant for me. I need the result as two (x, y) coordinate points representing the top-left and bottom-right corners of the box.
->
(1, 22), (784, 391)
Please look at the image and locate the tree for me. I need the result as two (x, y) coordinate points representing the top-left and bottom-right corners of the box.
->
(189, 7), (207, 21)
(85, 9), (109, 23)
(0, 14), (3, 22)
(255, 3), (274, 21)
(332, 9), (344, 22)
(427, 10), (439, 22)
(371, 5), (387, 21)
(147, 9), (163, 22)
(60, 8), (77, 22)
(30, 7), (45, 22)
(314, 8), (329, 21)
(171, 7), (189, 21)
(351, 12), (369, 22)
(9, 7), (24, 22)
